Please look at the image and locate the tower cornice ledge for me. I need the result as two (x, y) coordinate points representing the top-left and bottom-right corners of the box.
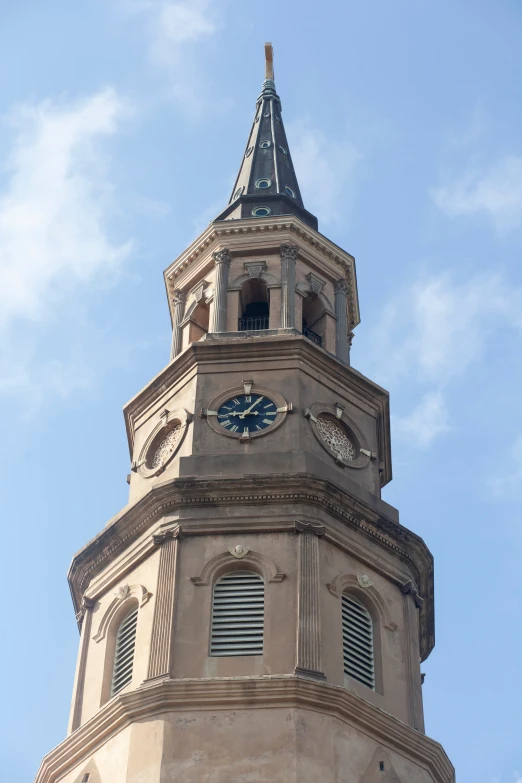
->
(67, 472), (435, 661)
(34, 676), (454, 783)
(163, 215), (360, 329)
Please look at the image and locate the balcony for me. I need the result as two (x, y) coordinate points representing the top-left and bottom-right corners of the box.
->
(303, 326), (322, 347)
(238, 316), (270, 331)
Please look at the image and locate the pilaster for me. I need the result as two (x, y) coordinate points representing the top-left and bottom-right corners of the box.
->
(280, 244), (298, 329)
(334, 278), (350, 364)
(294, 520), (326, 681)
(401, 580), (425, 733)
(68, 597), (95, 734)
(209, 249), (231, 333)
(146, 526), (182, 681)
(169, 290), (187, 360)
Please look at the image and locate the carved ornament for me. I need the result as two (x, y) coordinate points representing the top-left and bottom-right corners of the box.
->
(212, 248), (231, 266)
(171, 289), (187, 307)
(152, 525), (182, 546)
(132, 408), (191, 479)
(304, 402), (374, 469)
(306, 271), (326, 295)
(244, 260), (266, 278)
(280, 243), (298, 262)
(229, 544), (250, 558)
(294, 520), (325, 536)
(357, 574), (373, 589)
(401, 580), (424, 609)
(334, 278), (351, 295)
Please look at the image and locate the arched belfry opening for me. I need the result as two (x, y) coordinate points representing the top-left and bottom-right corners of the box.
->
(189, 300), (210, 342)
(302, 292), (324, 346)
(238, 277), (269, 331)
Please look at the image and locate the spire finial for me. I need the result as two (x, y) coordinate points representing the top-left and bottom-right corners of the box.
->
(264, 42), (274, 81)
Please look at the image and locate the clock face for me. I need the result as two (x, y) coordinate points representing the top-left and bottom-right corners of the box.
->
(217, 394), (278, 435)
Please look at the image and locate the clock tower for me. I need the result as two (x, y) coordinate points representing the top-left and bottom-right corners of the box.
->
(35, 45), (454, 783)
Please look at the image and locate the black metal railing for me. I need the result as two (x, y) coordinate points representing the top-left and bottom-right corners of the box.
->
(303, 326), (323, 346)
(238, 316), (269, 331)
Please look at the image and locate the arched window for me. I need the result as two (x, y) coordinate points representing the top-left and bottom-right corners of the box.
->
(210, 571), (264, 656)
(238, 278), (269, 331)
(110, 604), (138, 697)
(302, 292), (325, 346)
(342, 594), (375, 690)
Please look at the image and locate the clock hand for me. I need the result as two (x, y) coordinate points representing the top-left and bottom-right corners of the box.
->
(239, 396), (264, 419)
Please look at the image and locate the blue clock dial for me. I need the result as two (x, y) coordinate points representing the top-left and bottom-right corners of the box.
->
(217, 394), (278, 434)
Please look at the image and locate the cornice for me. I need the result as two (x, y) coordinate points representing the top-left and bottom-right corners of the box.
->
(122, 335), (392, 485)
(34, 676), (454, 783)
(67, 472), (434, 660)
(162, 215), (360, 328)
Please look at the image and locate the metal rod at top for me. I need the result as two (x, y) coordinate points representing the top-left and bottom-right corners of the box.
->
(264, 42), (274, 80)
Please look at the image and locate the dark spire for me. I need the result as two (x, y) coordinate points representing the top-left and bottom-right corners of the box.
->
(214, 43), (318, 230)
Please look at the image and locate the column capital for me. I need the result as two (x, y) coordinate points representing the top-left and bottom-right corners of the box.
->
(75, 596), (95, 627)
(152, 525), (182, 546)
(401, 580), (424, 608)
(334, 278), (350, 295)
(212, 248), (231, 266)
(172, 289), (187, 306)
(294, 520), (325, 537)
(280, 243), (299, 262)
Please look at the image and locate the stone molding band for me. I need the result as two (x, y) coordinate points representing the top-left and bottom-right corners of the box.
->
(69, 474), (433, 661)
(36, 677), (454, 783)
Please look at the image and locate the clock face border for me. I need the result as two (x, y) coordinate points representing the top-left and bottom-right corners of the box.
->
(136, 407), (191, 478)
(204, 384), (291, 441)
(304, 402), (371, 470)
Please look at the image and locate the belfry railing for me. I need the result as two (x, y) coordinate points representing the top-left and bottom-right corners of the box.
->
(238, 316), (270, 331)
(303, 326), (323, 346)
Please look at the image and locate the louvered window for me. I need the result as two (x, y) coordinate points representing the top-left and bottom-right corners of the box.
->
(210, 571), (264, 656)
(111, 605), (138, 697)
(342, 594), (375, 690)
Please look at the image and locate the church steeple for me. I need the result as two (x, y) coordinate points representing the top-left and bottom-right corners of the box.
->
(33, 44), (454, 783)
(215, 43), (318, 230)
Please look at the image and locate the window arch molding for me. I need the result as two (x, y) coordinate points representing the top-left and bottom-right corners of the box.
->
(295, 280), (334, 314)
(326, 574), (396, 631)
(228, 270), (280, 289)
(191, 549), (285, 587)
(92, 584), (151, 643)
(327, 574), (396, 695)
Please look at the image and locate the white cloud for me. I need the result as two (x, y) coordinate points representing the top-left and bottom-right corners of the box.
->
(393, 391), (452, 447)
(489, 435), (522, 500)
(287, 120), (361, 223)
(0, 87), (132, 401)
(126, 0), (217, 108)
(148, 0), (215, 49)
(370, 272), (522, 385)
(432, 155), (522, 233)
(362, 270), (522, 448)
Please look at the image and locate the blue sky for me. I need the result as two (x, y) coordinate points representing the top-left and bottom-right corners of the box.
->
(1, 1), (521, 780)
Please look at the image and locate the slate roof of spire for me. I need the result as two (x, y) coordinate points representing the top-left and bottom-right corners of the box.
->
(214, 44), (318, 230)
